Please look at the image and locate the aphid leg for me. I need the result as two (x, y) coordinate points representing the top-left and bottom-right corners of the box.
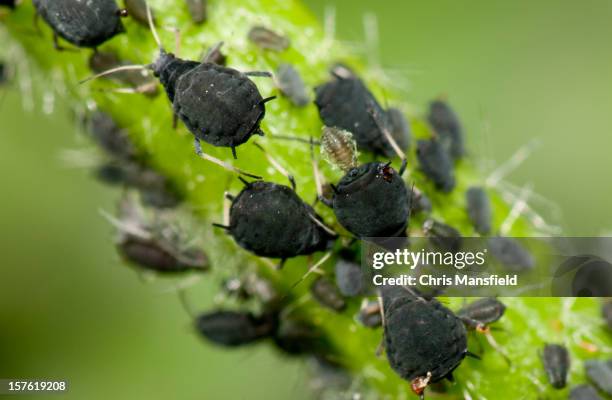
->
(231, 146), (237, 159)
(172, 112), (179, 130)
(259, 96), (277, 105)
(203, 41), (224, 63)
(465, 351), (481, 360)
(244, 71), (273, 78)
(252, 142), (295, 189)
(410, 372), (432, 400)
(52, 32), (75, 52)
(193, 138), (262, 179)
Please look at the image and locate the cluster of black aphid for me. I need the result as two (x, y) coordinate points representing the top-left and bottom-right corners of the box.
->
(27, 1), (612, 399)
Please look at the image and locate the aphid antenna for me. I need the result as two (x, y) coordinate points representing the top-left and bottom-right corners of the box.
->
(79, 64), (149, 84)
(194, 138), (262, 179)
(244, 71), (274, 78)
(145, 0), (163, 50)
(485, 138), (541, 187)
(268, 134), (321, 146)
(253, 142), (295, 190)
(98, 208), (152, 240)
(287, 251), (333, 291)
(499, 183), (532, 236)
(368, 101), (407, 175)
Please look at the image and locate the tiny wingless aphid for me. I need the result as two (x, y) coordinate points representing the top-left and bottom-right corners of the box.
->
(275, 63), (310, 107)
(33, 0), (127, 50)
(570, 385), (604, 400)
(82, 3), (275, 168)
(417, 138), (456, 192)
(541, 343), (570, 389)
(487, 236), (535, 271)
(585, 359), (612, 396)
(196, 310), (275, 347)
(465, 186), (492, 235)
(428, 99), (464, 160)
(248, 26), (290, 52)
(335, 257), (365, 297)
(318, 127), (410, 239)
(457, 297), (506, 325)
(310, 276), (346, 312)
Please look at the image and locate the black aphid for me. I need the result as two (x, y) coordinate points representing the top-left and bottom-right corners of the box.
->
(603, 302), (612, 330)
(185, 0), (207, 24)
(585, 359), (612, 396)
(89, 51), (159, 97)
(314, 66), (398, 157)
(124, 0), (152, 27)
(387, 107), (412, 153)
(273, 316), (327, 356)
(428, 99), (464, 160)
(248, 26), (290, 52)
(82, 5), (274, 163)
(417, 138), (455, 192)
(357, 300), (382, 328)
(487, 236), (534, 271)
(423, 219), (462, 253)
(219, 180), (335, 261)
(276, 63), (309, 107)
(335, 258), (365, 297)
(33, 0), (127, 49)
(318, 127), (409, 238)
(541, 344), (570, 389)
(195, 310), (275, 347)
(310, 276), (346, 312)
(382, 286), (469, 399)
(457, 297), (506, 325)
(466, 186), (492, 234)
(570, 385), (604, 400)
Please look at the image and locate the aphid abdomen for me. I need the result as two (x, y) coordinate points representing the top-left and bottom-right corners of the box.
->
(174, 64), (266, 147)
(333, 163), (409, 238)
(315, 77), (388, 154)
(34, 0), (125, 48)
(229, 182), (332, 258)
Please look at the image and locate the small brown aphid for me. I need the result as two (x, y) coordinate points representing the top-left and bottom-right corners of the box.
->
(320, 126), (359, 172)
(247, 26), (290, 52)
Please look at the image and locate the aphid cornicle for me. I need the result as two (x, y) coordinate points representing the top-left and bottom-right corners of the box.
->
(570, 385), (604, 400)
(541, 343), (570, 389)
(318, 127), (409, 238)
(83, 5), (275, 161)
(310, 276), (346, 312)
(428, 99), (464, 160)
(315, 67), (397, 157)
(465, 186), (492, 235)
(382, 286), (468, 399)
(417, 138), (456, 192)
(33, 0), (127, 49)
(195, 310), (275, 347)
(220, 180), (335, 260)
(585, 360), (612, 395)
(457, 297), (506, 325)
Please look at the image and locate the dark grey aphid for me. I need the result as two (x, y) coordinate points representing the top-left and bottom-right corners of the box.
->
(457, 297), (506, 325)
(276, 63), (309, 107)
(89, 51), (159, 96)
(273, 316), (327, 356)
(33, 0), (127, 49)
(86, 111), (138, 161)
(602, 302), (612, 330)
(585, 359), (612, 396)
(541, 344), (570, 389)
(488, 236), (534, 271)
(195, 310), (275, 347)
(311, 276), (346, 312)
(247, 26), (290, 52)
(185, 0), (207, 24)
(387, 107), (411, 153)
(382, 286), (468, 399)
(315, 68), (396, 157)
(358, 300), (382, 328)
(335, 258), (365, 297)
(124, 0), (151, 26)
(570, 385), (604, 400)
(428, 99), (464, 160)
(423, 219), (462, 253)
(466, 186), (492, 234)
(325, 162), (409, 238)
(417, 138), (455, 192)
(222, 181), (335, 260)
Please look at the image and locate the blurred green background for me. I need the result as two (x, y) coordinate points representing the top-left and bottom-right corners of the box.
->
(1, 0), (611, 399)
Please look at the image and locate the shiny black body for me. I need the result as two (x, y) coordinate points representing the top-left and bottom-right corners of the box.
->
(382, 286), (468, 384)
(228, 181), (334, 259)
(428, 99), (464, 160)
(33, 0), (125, 48)
(417, 139), (455, 192)
(332, 162), (409, 238)
(541, 344), (570, 389)
(151, 51), (269, 150)
(466, 186), (492, 234)
(196, 311), (274, 347)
